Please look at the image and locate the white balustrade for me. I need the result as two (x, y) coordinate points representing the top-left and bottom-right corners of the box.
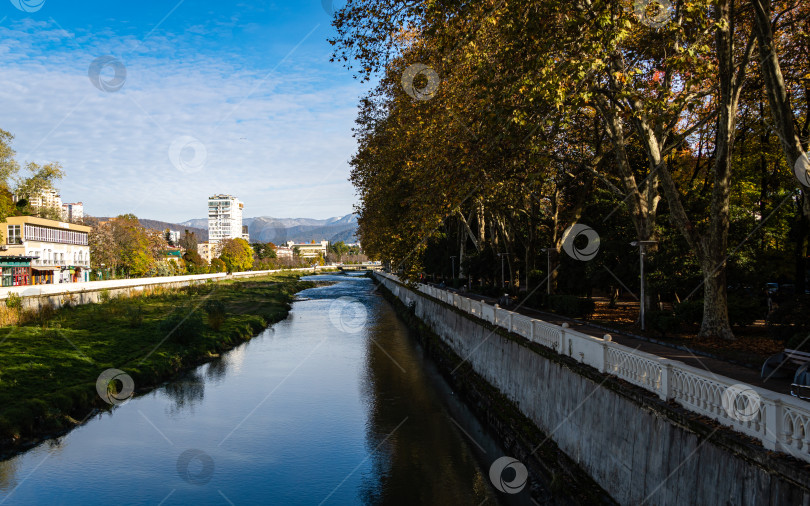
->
(373, 272), (810, 463)
(510, 314), (533, 339)
(605, 346), (664, 397)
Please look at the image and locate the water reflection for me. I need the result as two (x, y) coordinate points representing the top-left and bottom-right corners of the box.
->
(163, 369), (206, 416)
(0, 459), (18, 493)
(0, 275), (508, 505)
(357, 300), (492, 504)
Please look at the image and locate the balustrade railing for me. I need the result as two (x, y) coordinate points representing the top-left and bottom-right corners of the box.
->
(375, 272), (810, 463)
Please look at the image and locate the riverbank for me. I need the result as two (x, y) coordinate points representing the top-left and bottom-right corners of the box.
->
(0, 271), (315, 458)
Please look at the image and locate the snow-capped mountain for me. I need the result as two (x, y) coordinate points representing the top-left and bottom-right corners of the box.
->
(179, 214), (359, 244)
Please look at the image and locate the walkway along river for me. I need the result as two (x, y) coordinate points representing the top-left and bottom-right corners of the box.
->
(0, 274), (542, 504)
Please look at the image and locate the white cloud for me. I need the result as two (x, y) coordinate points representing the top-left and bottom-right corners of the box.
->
(0, 19), (366, 222)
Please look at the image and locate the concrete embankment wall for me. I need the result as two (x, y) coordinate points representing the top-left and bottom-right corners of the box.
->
(8, 267), (328, 311)
(376, 273), (810, 506)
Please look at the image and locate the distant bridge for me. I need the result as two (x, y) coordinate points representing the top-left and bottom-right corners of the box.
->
(337, 264), (383, 272)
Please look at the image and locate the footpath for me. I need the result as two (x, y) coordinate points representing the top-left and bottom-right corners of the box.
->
(436, 286), (793, 396)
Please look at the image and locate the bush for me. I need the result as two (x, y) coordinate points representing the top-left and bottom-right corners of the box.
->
(159, 307), (205, 345)
(727, 296), (762, 327)
(768, 295), (810, 341)
(647, 310), (681, 337)
(5, 292), (22, 310)
(98, 289), (111, 304)
(786, 333), (810, 352)
(203, 299), (227, 331)
(674, 300), (703, 325)
(544, 295), (596, 318)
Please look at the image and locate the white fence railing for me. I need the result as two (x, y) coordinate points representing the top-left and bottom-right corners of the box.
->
(378, 271), (810, 463)
(0, 266), (332, 299)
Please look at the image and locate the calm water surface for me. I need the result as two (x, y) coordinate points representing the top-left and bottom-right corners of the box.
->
(0, 274), (523, 505)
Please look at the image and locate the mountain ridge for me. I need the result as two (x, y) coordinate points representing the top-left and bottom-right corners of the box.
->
(178, 213), (358, 244)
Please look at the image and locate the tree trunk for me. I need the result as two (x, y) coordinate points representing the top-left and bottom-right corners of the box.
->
(752, 0), (809, 292)
(797, 191), (810, 294)
(751, 0), (806, 174)
(646, 0), (749, 340)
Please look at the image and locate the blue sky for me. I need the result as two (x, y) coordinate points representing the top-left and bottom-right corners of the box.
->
(0, 0), (366, 222)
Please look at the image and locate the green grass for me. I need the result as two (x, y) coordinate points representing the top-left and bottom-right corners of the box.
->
(0, 271), (314, 450)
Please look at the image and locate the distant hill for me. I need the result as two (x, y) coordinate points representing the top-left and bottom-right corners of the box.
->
(179, 214), (358, 244)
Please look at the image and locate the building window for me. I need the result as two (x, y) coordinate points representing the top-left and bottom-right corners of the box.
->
(7, 225), (21, 244)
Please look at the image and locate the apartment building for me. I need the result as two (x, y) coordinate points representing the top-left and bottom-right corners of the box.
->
(24, 188), (62, 210)
(1, 216), (91, 285)
(197, 241), (220, 263)
(208, 194), (244, 242)
(167, 230), (181, 245)
(62, 202), (84, 222)
(275, 246), (293, 259)
(285, 240), (328, 259)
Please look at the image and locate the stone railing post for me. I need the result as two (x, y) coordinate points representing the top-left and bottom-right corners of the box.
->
(763, 397), (783, 452)
(560, 323), (569, 355)
(529, 321), (535, 343)
(508, 312), (513, 333)
(600, 334), (612, 373)
(659, 359), (672, 401)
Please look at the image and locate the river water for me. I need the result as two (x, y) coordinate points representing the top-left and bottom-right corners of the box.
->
(0, 274), (533, 505)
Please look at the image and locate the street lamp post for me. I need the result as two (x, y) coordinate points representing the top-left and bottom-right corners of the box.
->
(630, 240), (658, 331)
(540, 248), (556, 295)
(450, 256), (457, 283)
(497, 253), (509, 289)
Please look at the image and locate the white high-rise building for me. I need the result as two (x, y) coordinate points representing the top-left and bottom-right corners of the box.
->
(208, 194), (244, 242)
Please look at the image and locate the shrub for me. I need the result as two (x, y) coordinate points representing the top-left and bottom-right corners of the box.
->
(786, 333), (810, 352)
(674, 297), (762, 328)
(60, 292), (77, 308)
(203, 299), (227, 331)
(544, 295), (595, 318)
(647, 310), (681, 337)
(159, 307), (205, 345)
(5, 293), (22, 310)
(674, 300), (703, 325)
(727, 296), (762, 327)
(98, 289), (111, 304)
(768, 295), (810, 341)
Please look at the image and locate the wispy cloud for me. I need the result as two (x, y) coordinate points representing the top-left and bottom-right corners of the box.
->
(0, 17), (365, 221)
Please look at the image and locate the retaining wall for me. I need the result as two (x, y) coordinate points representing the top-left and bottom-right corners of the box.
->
(376, 273), (810, 505)
(5, 267), (328, 311)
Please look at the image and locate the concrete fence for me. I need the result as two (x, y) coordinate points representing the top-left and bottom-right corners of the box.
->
(0, 266), (331, 310)
(376, 271), (810, 464)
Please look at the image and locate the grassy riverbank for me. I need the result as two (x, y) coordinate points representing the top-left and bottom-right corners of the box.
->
(0, 272), (315, 453)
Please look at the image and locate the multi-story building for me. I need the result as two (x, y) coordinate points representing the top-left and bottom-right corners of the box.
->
(14, 188), (63, 215)
(208, 194), (244, 243)
(286, 240), (328, 259)
(275, 246), (293, 259)
(1, 216), (91, 285)
(167, 230), (181, 246)
(62, 202), (84, 222)
(241, 225), (250, 242)
(197, 241), (220, 263)
(27, 188), (62, 210)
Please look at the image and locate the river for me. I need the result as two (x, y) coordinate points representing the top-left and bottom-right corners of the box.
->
(0, 274), (534, 505)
